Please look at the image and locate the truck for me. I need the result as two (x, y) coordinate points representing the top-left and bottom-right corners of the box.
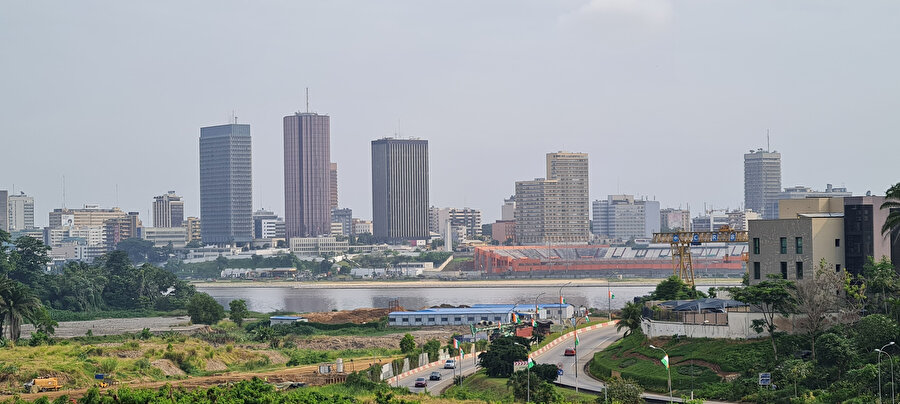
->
(95, 374), (118, 388)
(24, 377), (62, 393)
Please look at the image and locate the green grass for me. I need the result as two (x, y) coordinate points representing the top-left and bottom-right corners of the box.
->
(589, 330), (771, 394)
(442, 371), (597, 403)
(48, 308), (187, 322)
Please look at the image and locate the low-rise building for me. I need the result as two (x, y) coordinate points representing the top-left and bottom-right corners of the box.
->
(142, 227), (188, 248)
(388, 304), (575, 327)
(290, 236), (349, 256)
(491, 220), (516, 244)
(352, 219), (373, 235)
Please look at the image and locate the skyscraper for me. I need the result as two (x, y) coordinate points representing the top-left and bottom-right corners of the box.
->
(592, 195), (660, 240)
(515, 152), (590, 244)
(199, 123), (252, 245)
(744, 148), (781, 220)
(7, 192), (35, 231)
(153, 191), (184, 228)
(371, 138), (429, 241)
(330, 162), (339, 211)
(283, 112), (331, 239)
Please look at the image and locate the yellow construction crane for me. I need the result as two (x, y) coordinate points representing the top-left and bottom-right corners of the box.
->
(651, 225), (748, 286)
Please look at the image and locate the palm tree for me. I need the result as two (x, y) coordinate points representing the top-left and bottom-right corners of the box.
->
(0, 277), (42, 342)
(616, 301), (644, 337)
(881, 183), (900, 238)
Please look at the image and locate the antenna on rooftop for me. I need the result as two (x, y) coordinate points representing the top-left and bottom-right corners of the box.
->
(115, 184), (119, 208)
(767, 129), (770, 152)
(62, 175), (66, 209)
(306, 88), (309, 113)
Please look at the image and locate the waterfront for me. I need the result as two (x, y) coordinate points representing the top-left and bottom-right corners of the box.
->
(198, 282), (737, 313)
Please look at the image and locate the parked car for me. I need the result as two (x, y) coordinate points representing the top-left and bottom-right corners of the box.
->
(444, 359), (456, 369)
(414, 377), (427, 388)
(429, 371), (442, 381)
(564, 348), (576, 356)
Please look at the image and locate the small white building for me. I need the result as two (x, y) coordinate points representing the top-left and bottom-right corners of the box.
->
(143, 227), (187, 248)
(290, 237), (350, 256)
(269, 315), (309, 325)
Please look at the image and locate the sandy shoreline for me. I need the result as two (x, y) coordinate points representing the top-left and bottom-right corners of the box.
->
(192, 278), (741, 289)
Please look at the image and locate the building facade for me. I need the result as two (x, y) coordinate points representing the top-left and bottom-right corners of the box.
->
(843, 196), (896, 276)
(747, 215), (844, 284)
(0, 190), (7, 232)
(514, 152), (590, 245)
(501, 195), (516, 221)
(371, 138), (429, 241)
(331, 208), (352, 237)
(103, 212), (142, 250)
(692, 210), (730, 232)
(429, 207), (482, 238)
(491, 220), (516, 244)
(152, 191), (184, 228)
(744, 148), (782, 220)
(592, 195), (660, 240)
(49, 205), (127, 228)
(199, 123), (252, 245)
(660, 208), (691, 232)
(284, 112), (332, 239)
(352, 219), (373, 235)
(7, 192), (34, 231)
(725, 209), (760, 231)
(184, 217), (201, 243)
(289, 236), (349, 256)
(330, 162), (339, 211)
(779, 184), (852, 201)
(142, 226), (188, 248)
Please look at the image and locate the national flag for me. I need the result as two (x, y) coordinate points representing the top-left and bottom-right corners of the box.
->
(453, 339), (459, 352)
(585, 314), (590, 323)
(574, 332), (580, 346)
(527, 357), (535, 369)
(531, 318), (536, 327)
(609, 290), (615, 299)
(560, 296), (565, 304)
(470, 324), (476, 335)
(511, 312), (519, 323)
(661, 354), (669, 369)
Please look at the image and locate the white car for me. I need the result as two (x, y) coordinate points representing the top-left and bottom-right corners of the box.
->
(444, 359), (456, 369)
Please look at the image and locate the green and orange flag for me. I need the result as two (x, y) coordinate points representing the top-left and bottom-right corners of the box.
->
(661, 354), (669, 369)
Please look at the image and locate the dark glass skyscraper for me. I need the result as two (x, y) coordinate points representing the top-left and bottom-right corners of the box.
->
(284, 113), (331, 239)
(371, 138), (429, 241)
(199, 124), (252, 244)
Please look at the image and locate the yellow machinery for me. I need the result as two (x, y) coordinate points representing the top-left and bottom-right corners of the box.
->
(652, 225), (748, 286)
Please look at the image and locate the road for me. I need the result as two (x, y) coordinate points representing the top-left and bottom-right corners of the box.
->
(392, 353), (481, 393)
(533, 322), (622, 394)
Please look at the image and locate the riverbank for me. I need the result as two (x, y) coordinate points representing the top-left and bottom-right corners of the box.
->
(192, 277), (741, 289)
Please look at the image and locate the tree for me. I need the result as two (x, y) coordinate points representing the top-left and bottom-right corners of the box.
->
(729, 275), (797, 361)
(423, 339), (441, 362)
(8, 236), (50, 291)
(880, 182), (900, 238)
(229, 299), (249, 326)
(0, 277), (43, 341)
(616, 301), (643, 337)
(399, 333), (415, 353)
(854, 314), (900, 353)
(477, 336), (529, 377)
(782, 359), (812, 398)
(650, 276), (705, 300)
(506, 371), (560, 403)
(531, 363), (560, 382)
(862, 256), (897, 316)
(187, 293), (225, 325)
(793, 259), (845, 360)
(115, 238), (155, 263)
(602, 377), (643, 404)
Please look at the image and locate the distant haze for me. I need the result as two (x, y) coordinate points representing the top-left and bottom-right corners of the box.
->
(2, 1), (898, 227)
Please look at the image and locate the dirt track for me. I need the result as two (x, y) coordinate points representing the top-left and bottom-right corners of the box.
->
(7, 357), (393, 402)
(17, 316), (207, 339)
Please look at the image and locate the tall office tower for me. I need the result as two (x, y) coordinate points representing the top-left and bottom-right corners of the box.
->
(371, 138), (429, 241)
(592, 195), (660, 240)
(199, 123), (252, 245)
(501, 195), (516, 221)
(744, 148), (781, 219)
(331, 208), (353, 237)
(330, 162), (339, 211)
(284, 112), (331, 239)
(152, 191), (184, 228)
(514, 152), (590, 245)
(7, 192), (34, 231)
(0, 190), (7, 232)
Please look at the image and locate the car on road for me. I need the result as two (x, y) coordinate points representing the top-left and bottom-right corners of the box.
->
(429, 371), (442, 381)
(444, 359), (456, 369)
(564, 348), (576, 356)
(414, 377), (427, 388)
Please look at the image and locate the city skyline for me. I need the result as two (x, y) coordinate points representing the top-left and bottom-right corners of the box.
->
(3, 2), (899, 227)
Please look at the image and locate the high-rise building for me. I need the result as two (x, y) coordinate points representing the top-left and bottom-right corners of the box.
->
(514, 152), (589, 244)
(153, 191), (184, 228)
(0, 190), (8, 232)
(199, 123), (252, 245)
(592, 195), (660, 240)
(371, 138), (429, 241)
(184, 217), (201, 244)
(284, 112), (331, 239)
(501, 196), (516, 221)
(330, 162), (339, 211)
(252, 209), (279, 239)
(660, 208), (691, 232)
(429, 207), (483, 238)
(691, 210), (731, 232)
(331, 208), (353, 237)
(7, 192), (34, 231)
(744, 148), (782, 220)
(104, 212), (142, 250)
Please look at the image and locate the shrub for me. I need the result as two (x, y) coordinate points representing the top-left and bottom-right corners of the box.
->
(98, 358), (118, 374)
(133, 358), (151, 370)
(187, 293), (225, 325)
(399, 334), (415, 353)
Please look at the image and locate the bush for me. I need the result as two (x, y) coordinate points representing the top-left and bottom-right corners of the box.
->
(601, 377), (642, 404)
(854, 314), (900, 353)
(229, 299), (249, 327)
(98, 358), (118, 374)
(399, 334), (415, 353)
(187, 293), (225, 325)
(531, 363), (559, 382)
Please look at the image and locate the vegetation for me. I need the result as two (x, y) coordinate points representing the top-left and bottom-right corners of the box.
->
(477, 336), (529, 377)
(187, 293), (225, 325)
(442, 370), (596, 403)
(881, 182), (900, 237)
(616, 301), (642, 337)
(228, 299), (249, 326)
(728, 274), (797, 361)
(649, 276), (706, 300)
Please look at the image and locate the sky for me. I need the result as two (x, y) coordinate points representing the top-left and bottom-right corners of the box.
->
(2, 1), (899, 227)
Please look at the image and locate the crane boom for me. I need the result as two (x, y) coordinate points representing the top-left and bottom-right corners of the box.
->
(651, 225), (748, 286)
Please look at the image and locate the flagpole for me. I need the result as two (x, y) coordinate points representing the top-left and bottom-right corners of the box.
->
(607, 278), (611, 322)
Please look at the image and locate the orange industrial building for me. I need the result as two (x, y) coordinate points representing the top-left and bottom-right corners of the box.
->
(474, 244), (747, 276)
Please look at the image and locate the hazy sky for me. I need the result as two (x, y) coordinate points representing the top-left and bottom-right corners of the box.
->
(3, 1), (899, 227)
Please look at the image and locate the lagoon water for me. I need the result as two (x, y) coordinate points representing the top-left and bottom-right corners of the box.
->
(198, 283), (729, 313)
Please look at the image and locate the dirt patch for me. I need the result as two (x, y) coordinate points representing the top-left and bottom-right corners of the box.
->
(301, 308), (392, 324)
(151, 359), (185, 377)
(114, 350), (143, 359)
(19, 316), (208, 339)
(292, 327), (465, 351)
(258, 350), (288, 365)
(205, 360), (227, 372)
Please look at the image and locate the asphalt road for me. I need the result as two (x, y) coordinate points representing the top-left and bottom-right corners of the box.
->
(533, 324), (622, 393)
(395, 355), (480, 394)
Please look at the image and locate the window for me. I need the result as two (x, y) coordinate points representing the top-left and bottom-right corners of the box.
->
(796, 262), (803, 279)
(441, 317), (448, 322)
(467, 317), (475, 322)
(753, 238), (760, 254)
(428, 317), (435, 322)
(494, 316), (502, 321)
(781, 262), (788, 279)
(454, 317), (462, 322)
(836, 264), (841, 272)
(835, 239), (841, 247)
(780, 238), (787, 254)
(753, 262), (761, 279)
(402, 318), (409, 322)
(480, 316), (488, 321)
(414, 318), (422, 322)
(795, 237), (803, 254)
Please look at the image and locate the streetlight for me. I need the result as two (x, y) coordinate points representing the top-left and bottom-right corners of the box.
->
(514, 342), (532, 403)
(649, 344), (673, 403)
(878, 342), (897, 404)
(559, 281), (572, 326)
(534, 292), (546, 322)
